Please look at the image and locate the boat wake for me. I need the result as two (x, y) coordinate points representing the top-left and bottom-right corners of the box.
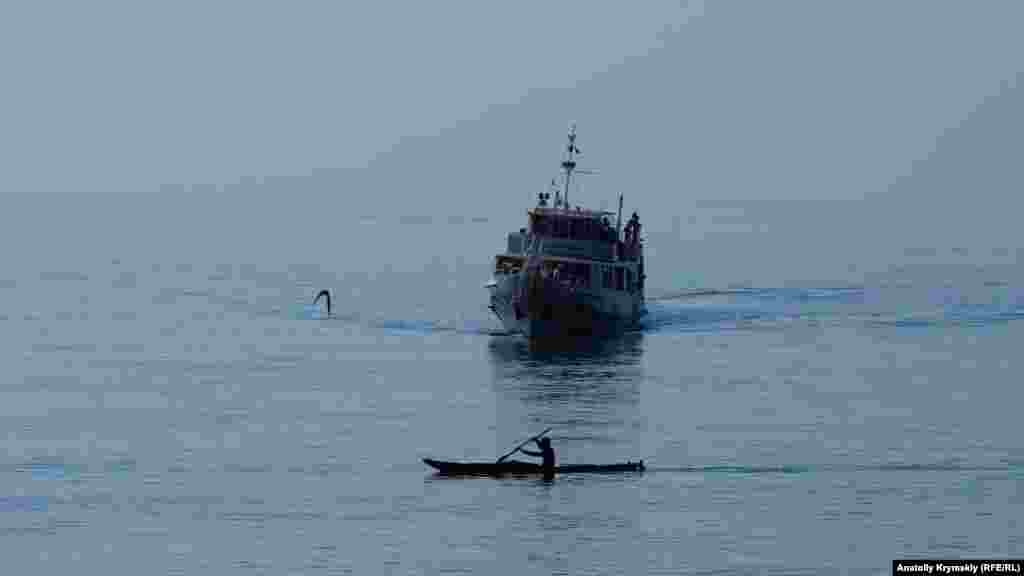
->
(641, 283), (1024, 334)
(296, 304), (513, 336)
(640, 285), (868, 334)
(648, 286), (867, 303)
(363, 317), (511, 336)
(290, 281), (1023, 338)
(644, 460), (1024, 475)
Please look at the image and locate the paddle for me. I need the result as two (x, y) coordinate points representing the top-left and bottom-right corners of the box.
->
(496, 428), (552, 464)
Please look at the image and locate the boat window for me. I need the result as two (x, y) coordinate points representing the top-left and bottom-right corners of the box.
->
(542, 260), (591, 289)
(614, 267), (625, 291)
(531, 215), (546, 236)
(495, 256), (523, 274)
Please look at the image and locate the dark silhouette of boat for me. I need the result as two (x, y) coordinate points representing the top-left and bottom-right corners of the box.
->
(486, 124), (647, 341)
(422, 457), (644, 477)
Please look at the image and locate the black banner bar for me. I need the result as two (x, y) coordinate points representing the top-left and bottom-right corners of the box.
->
(894, 560), (1024, 575)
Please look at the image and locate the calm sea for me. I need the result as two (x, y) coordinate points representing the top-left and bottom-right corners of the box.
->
(1, 191), (1021, 574)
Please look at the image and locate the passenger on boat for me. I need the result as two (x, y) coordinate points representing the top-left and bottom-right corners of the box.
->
(518, 437), (556, 470)
(600, 217), (614, 242)
(624, 212), (641, 246)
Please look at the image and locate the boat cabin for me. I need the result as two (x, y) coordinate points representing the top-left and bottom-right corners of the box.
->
(495, 196), (644, 294)
(527, 206), (619, 244)
(490, 124), (646, 297)
(511, 200), (642, 262)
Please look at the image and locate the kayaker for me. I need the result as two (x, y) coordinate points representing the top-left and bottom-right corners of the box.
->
(518, 437), (555, 471)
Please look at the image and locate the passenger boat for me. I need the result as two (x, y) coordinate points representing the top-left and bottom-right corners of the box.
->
(486, 125), (646, 340)
(422, 458), (645, 476)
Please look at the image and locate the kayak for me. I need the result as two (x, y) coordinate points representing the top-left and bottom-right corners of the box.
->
(422, 458), (644, 476)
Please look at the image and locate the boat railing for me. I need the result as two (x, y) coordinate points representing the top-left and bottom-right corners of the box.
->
(517, 231), (641, 263)
(528, 236), (614, 261)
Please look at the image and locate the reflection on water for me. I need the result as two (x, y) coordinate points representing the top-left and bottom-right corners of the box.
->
(487, 331), (645, 372)
(487, 332), (644, 404)
(487, 333), (645, 449)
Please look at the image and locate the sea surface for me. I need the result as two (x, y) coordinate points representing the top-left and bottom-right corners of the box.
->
(1, 192), (1022, 574)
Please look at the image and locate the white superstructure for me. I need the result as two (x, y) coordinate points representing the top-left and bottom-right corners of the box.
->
(486, 125), (646, 340)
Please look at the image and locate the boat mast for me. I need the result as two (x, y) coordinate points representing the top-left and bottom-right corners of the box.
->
(616, 194), (624, 241)
(561, 124), (579, 209)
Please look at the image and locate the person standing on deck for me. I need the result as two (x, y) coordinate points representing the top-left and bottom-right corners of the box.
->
(518, 437), (556, 471)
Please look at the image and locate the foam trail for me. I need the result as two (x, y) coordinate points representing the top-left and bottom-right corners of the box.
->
(298, 304), (326, 321)
(644, 461), (1024, 475)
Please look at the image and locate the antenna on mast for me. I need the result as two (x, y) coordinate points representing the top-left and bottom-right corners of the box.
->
(560, 123), (580, 208)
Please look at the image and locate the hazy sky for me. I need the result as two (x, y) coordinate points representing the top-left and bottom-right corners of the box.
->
(0, 0), (692, 193)
(1, 0), (1020, 200)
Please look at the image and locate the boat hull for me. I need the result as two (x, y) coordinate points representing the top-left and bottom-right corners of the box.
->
(487, 273), (643, 340)
(423, 458), (645, 476)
